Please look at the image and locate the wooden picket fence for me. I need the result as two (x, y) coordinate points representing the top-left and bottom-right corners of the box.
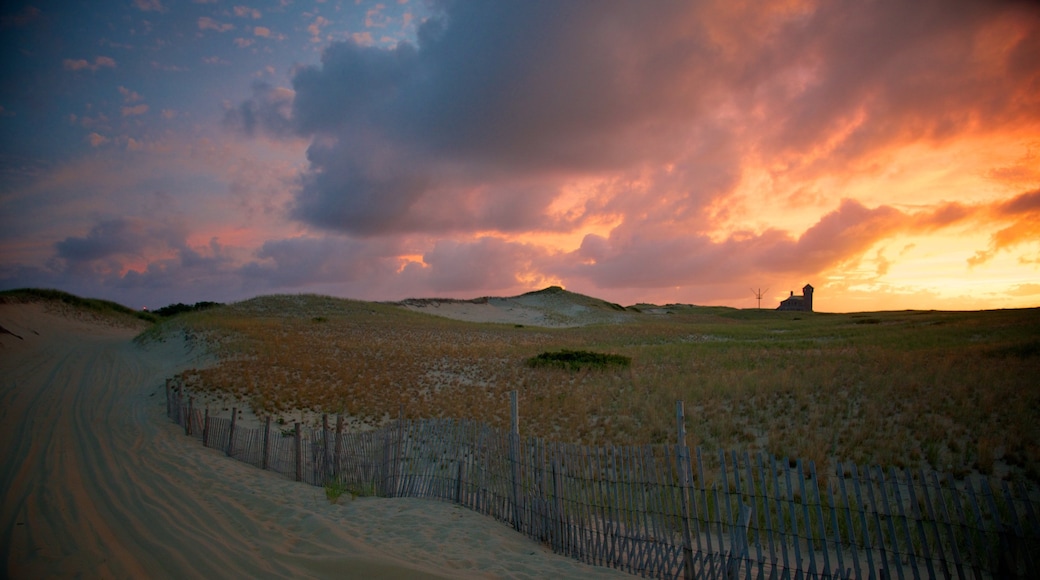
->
(166, 381), (1038, 578)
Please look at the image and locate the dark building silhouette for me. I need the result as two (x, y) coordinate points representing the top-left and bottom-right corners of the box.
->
(777, 284), (813, 312)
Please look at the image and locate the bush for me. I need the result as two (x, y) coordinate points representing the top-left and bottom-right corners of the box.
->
(153, 301), (223, 317)
(525, 349), (631, 371)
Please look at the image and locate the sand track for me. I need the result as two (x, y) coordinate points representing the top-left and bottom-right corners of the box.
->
(0, 304), (627, 579)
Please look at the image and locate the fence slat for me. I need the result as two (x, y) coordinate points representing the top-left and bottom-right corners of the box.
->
(795, 459), (818, 575)
(962, 477), (990, 575)
(1002, 480), (1036, 573)
(808, 461), (832, 576)
(903, 469), (935, 579)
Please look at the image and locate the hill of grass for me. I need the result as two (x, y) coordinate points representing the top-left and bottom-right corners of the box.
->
(170, 292), (1040, 486)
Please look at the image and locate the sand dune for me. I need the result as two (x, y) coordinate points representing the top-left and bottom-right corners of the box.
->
(396, 286), (633, 328)
(0, 302), (629, 579)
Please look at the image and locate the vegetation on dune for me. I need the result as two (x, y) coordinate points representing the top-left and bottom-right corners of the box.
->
(0, 287), (157, 323)
(152, 301), (224, 318)
(167, 293), (1040, 486)
(526, 349), (631, 370)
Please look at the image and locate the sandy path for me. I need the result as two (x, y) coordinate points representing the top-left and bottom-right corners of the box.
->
(0, 305), (628, 579)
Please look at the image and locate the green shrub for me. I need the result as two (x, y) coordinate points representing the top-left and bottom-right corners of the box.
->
(526, 349), (631, 371)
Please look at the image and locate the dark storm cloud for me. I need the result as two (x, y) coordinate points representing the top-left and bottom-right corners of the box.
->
(55, 218), (182, 264)
(239, 0), (1040, 245)
(246, 1), (733, 236)
(30, 220), (242, 306)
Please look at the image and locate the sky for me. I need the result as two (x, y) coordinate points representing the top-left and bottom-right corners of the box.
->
(2, 0), (1039, 313)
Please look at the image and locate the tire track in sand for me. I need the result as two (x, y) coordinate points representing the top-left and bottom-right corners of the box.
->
(1, 306), (631, 579)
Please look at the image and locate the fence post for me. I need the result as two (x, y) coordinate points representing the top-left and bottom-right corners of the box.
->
(510, 390), (522, 533)
(395, 406), (405, 497)
(322, 414), (330, 485)
(552, 458), (564, 553)
(179, 381), (186, 425)
(334, 414), (343, 479)
(261, 416), (271, 470)
(203, 407), (210, 446)
(382, 421), (392, 496)
(165, 378), (171, 417)
(186, 397), (194, 436)
(676, 401), (695, 580)
(456, 459), (464, 504)
(227, 407), (237, 456)
(294, 422), (303, 482)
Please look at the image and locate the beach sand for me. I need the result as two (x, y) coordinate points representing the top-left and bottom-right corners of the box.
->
(0, 302), (629, 579)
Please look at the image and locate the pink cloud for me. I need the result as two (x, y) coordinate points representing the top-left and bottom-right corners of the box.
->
(233, 6), (262, 19)
(133, 0), (164, 13)
(63, 57), (116, 72)
(121, 104), (149, 117)
(198, 17), (234, 32)
(118, 86), (143, 103)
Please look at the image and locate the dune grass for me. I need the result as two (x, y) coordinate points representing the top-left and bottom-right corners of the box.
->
(1, 287), (157, 323)
(169, 294), (1040, 486)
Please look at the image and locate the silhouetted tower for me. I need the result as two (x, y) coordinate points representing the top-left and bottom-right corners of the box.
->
(802, 284), (813, 312)
(750, 287), (768, 309)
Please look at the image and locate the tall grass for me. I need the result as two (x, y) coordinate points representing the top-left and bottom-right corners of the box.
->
(170, 295), (1040, 486)
(1, 287), (157, 323)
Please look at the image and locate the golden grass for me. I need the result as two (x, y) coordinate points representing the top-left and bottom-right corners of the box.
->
(169, 294), (1040, 485)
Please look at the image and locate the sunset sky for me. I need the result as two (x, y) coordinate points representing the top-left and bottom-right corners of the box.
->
(2, 0), (1039, 312)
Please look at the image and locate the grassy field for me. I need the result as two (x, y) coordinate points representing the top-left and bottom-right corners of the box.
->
(164, 293), (1040, 485)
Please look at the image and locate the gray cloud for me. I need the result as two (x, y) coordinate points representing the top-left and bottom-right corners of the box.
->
(21, 220), (242, 307)
(237, 0), (1039, 246)
(55, 218), (185, 266)
(247, 1), (742, 236)
(240, 236), (404, 287)
(224, 81), (295, 138)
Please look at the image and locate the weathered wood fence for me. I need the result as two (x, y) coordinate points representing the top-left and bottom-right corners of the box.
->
(166, 380), (1038, 579)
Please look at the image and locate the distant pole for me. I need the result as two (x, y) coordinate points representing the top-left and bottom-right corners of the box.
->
(751, 287), (769, 309)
